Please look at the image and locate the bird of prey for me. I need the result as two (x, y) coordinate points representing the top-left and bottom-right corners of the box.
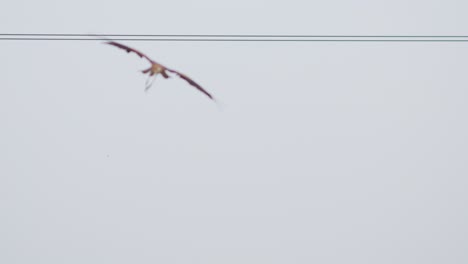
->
(104, 41), (214, 101)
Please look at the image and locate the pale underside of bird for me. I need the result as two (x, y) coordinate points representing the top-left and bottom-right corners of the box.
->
(104, 41), (215, 101)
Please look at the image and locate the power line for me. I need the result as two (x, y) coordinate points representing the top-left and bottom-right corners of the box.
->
(2, 38), (468, 42)
(2, 34), (468, 42)
(2, 33), (468, 37)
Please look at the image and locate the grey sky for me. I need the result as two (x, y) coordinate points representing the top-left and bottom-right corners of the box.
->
(1, 0), (468, 263)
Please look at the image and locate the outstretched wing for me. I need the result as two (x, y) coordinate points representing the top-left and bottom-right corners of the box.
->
(105, 41), (154, 64)
(166, 68), (214, 100)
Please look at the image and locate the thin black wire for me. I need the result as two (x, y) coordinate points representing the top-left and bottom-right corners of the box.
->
(2, 38), (468, 42)
(2, 34), (468, 42)
(2, 33), (468, 38)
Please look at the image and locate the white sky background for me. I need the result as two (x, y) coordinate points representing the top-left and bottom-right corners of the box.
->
(1, 0), (468, 263)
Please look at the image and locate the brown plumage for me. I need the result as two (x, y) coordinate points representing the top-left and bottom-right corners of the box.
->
(105, 41), (214, 101)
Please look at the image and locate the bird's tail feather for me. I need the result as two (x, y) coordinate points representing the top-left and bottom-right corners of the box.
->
(145, 75), (156, 92)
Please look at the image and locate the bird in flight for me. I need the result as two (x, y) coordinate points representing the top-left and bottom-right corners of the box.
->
(104, 41), (215, 101)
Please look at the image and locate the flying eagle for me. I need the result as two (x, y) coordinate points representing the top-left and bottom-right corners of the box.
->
(104, 41), (214, 101)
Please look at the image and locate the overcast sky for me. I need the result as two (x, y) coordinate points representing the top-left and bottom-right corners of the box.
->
(1, 0), (468, 263)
